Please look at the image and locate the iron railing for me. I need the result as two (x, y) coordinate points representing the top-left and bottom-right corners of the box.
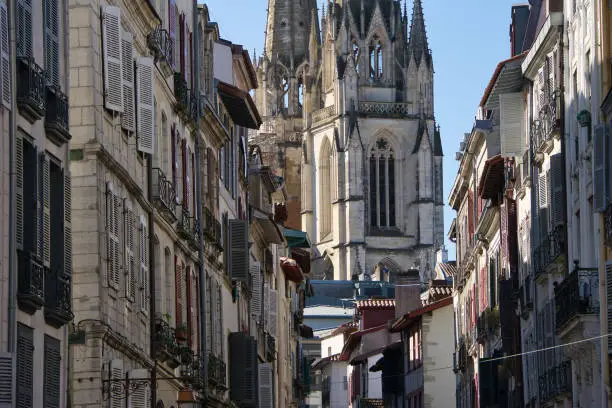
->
(151, 168), (177, 223)
(208, 353), (227, 389)
(519, 279), (533, 318)
(16, 56), (46, 120)
(147, 26), (174, 68)
(153, 317), (180, 368)
(44, 269), (73, 328)
(174, 73), (190, 116)
(538, 360), (572, 403)
(204, 208), (222, 249)
(177, 205), (195, 243)
(17, 250), (45, 313)
(555, 269), (599, 331)
(45, 85), (70, 143)
(533, 225), (565, 278)
(265, 332), (276, 362)
(533, 90), (561, 153)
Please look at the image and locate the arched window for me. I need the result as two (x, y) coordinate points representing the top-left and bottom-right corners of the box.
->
(352, 40), (360, 72)
(419, 147), (432, 199)
(369, 37), (383, 79)
(298, 78), (304, 113)
(369, 138), (396, 228)
(319, 139), (332, 238)
(282, 77), (289, 112)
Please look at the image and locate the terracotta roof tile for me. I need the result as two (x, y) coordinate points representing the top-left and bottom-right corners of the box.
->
(355, 299), (395, 310)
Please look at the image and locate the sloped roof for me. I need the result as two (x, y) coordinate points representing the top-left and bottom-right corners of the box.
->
(355, 299), (395, 310)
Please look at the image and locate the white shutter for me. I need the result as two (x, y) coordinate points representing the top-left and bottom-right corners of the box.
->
(102, 6), (124, 112)
(250, 262), (262, 322)
(594, 124), (607, 212)
(0, 1), (10, 109)
(106, 183), (120, 288)
(538, 173), (548, 209)
(269, 289), (278, 338)
(606, 261), (612, 352)
(263, 283), (270, 331)
(128, 369), (150, 408)
(500, 93), (525, 157)
(140, 215), (149, 315)
(136, 57), (155, 154)
(258, 363), (273, 408)
(125, 203), (135, 301)
(110, 360), (124, 408)
(121, 32), (135, 132)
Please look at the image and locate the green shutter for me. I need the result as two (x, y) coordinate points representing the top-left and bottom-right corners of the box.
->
(16, 324), (33, 408)
(43, 0), (59, 86)
(43, 336), (61, 408)
(229, 219), (248, 281)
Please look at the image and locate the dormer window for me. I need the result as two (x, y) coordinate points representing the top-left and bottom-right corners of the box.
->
(369, 38), (383, 79)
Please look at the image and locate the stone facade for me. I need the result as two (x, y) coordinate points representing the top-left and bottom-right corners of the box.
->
(252, 0), (444, 282)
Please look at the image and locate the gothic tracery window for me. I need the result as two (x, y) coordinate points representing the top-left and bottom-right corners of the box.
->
(320, 139), (332, 238)
(352, 40), (360, 72)
(369, 37), (383, 79)
(370, 138), (396, 228)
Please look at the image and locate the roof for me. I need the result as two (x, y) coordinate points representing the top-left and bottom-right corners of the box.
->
(390, 297), (453, 332)
(479, 52), (526, 108)
(331, 321), (358, 336)
(217, 81), (262, 129)
(339, 324), (388, 361)
(355, 299), (395, 310)
(284, 228), (312, 248)
(311, 353), (342, 370)
(303, 305), (354, 317)
(437, 262), (457, 278)
(477, 155), (505, 200)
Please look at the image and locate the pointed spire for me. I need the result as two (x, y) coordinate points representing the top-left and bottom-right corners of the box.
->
(408, 0), (431, 65)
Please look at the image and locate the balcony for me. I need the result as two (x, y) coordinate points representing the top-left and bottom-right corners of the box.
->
(45, 86), (70, 145)
(203, 208), (222, 249)
(152, 168), (177, 223)
(555, 269), (599, 333)
(533, 90), (561, 156)
(16, 56), (46, 122)
(358, 101), (413, 118)
(153, 317), (180, 369)
(17, 250), (45, 314)
(475, 308), (500, 344)
(177, 205), (195, 243)
(533, 225), (566, 279)
(189, 219), (200, 251)
(311, 105), (336, 125)
(147, 26), (174, 77)
(519, 280), (533, 319)
(207, 353), (227, 389)
(173, 73), (197, 125)
(44, 270), (74, 328)
(538, 361), (572, 404)
(405, 366), (424, 394)
(265, 332), (276, 362)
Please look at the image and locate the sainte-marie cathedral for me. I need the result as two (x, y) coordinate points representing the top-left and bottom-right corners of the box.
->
(250, 0), (444, 282)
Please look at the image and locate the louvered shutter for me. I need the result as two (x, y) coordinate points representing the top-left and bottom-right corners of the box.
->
(43, 336), (61, 408)
(184, 24), (189, 82)
(44, 0), (59, 86)
(110, 360), (124, 408)
(121, 32), (135, 132)
(594, 124), (606, 211)
(16, 324), (33, 408)
(175, 258), (182, 324)
(179, 14), (185, 75)
(128, 369), (150, 408)
(186, 267), (193, 347)
(250, 262), (262, 322)
(16, 136), (23, 250)
(229, 219), (248, 281)
(171, 124), (177, 189)
(263, 283), (270, 331)
(606, 261), (612, 352)
(168, 0), (175, 68)
(102, 6), (123, 112)
(229, 333), (258, 406)
(106, 183), (120, 288)
(140, 216), (149, 315)
(0, 0), (10, 109)
(189, 31), (193, 88)
(269, 289), (278, 338)
(125, 205), (135, 301)
(538, 173), (548, 209)
(185, 146), (191, 212)
(64, 171), (72, 276)
(537, 68), (545, 111)
(181, 139), (188, 206)
(259, 363), (273, 408)
(137, 57), (154, 154)
(500, 93), (525, 157)
(216, 281), (223, 355)
(467, 192), (474, 237)
(0, 352), (13, 407)
(16, 0), (32, 57)
(41, 155), (50, 266)
(550, 154), (565, 226)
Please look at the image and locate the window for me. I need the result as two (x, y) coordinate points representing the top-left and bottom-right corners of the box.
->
(44, 0), (60, 86)
(43, 335), (61, 408)
(17, 323), (33, 407)
(16, 0), (32, 57)
(106, 183), (121, 288)
(369, 37), (383, 79)
(352, 40), (360, 72)
(319, 139), (332, 238)
(369, 138), (396, 228)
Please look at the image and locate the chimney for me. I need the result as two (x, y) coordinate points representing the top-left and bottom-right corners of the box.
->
(395, 269), (422, 318)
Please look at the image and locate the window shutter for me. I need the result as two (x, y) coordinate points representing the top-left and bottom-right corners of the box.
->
(263, 283), (270, 331)
(467, 192), (474, 237)
(171, 124), (177, 189)
(594, 124), (606, 212)
(181, 139), (188, 207)
(136, 57), (155, 154)
(120, 32), (135, 132)
(110, 360), (124, 408)
(185, 267), (193, 347)
(538, 173), (548, 209)
(64, 171), (72, 276)
(128, 369), (150, 408)
(16, 0), (32, 57)
(550, 154), (565, 226)
(140, 216), (149, 314)
(168, 0), (176, 69)
(184, 24), (189, 82)
(175, 258), (182, 324)
(269, 289), (278, 338)
(125, 205), (135, 301)
(216, 282), (223, 356)
(16, 136), (23, 250)
(16, 324), (33, 408)
(189, 31), (193, 88)
(259, 363), (273, 408)
(229, 219), (249, 281)
(229, 333), (258, 406)
(0, 352), (13, 407)
(179, 14), (185, 75)
(43, 336), (60, 408)
(106, 183), (120, 288)
(250, 262), (262, 322)
(500, 93), (525, 157)
(101, 6), (124, 112)
(0, 0), (11, 109)
(41, 155), (50, 266)
(606, 261), (612, 352)
(44, 0), (60, 86)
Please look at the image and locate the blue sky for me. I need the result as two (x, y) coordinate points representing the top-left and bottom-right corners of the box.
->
(202, 0), (519, 260)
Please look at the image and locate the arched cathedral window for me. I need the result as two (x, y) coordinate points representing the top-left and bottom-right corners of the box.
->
(352, 40), (360, 72)
(369, 138), (395, 228)
(281, 77), (289, 113)
(369, 37), (383, 79)
(319, 139), (332, 238)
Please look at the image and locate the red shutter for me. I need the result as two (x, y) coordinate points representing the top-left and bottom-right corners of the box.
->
(168, 0), (176, 69)
(171, 124), (177, 188)
(182, 139), (188, 208)
(189, 31), (193, 88)
(186, 267), (193, 347)
(179, 14), (185, 75)
(175, 256), (182, 325)
(191, 150), (196, 212)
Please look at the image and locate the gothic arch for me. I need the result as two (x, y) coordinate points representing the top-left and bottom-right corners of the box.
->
(368, 129), (401, 159)
(373, 257), (402, 282)
(368, 133), (399, 229)
(319, 138), (333, 239)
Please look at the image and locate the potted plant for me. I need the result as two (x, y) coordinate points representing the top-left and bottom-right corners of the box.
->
(175, 324), (190, 342)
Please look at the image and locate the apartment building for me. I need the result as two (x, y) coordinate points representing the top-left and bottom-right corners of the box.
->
(0, 0), (73, 406)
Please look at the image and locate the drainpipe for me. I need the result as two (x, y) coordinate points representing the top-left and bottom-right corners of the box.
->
(192, 0), (208, 401)
(148, 153), (157, 406)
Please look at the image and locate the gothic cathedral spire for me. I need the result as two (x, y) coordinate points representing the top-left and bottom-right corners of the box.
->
(408, 0), (431, 66)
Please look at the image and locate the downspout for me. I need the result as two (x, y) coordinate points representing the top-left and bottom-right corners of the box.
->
(192, 0), (208, 401)
(63, 0), (71, 405)
(147, 154), (157, 405)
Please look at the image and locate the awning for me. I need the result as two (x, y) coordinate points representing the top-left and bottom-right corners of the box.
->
(252, 210), (284, 244)
(478, 154), (505, 200)
(369, 356), (384, 372)
(280, 257), (304, 283)
(284, 228), (311, 248)
(217, 81), (262, 129)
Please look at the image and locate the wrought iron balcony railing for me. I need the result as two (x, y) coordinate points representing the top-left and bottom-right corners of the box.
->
(208, 353), (227, 389)
(265, 332), (276, 362)
(538, 360), (572, 404)
(533, 90), (561, 154)
(555, 269), (599, 332)
(189, 218), (200, 251)
(151, 168), (177, 223)
(203, 208), (222, 249)
(44, 269), (73, 328)
(519, 279), (533, 318)
(147, 26), (174, 75)
(153, 317), (181, 368)
(177, 205), (195, 243)
(17, 56), (46, 122)
(45, 85), (70, 144)
(173, 73), (192, 122)
(533, 225), (566, 278)
(17, 250), (45, 313)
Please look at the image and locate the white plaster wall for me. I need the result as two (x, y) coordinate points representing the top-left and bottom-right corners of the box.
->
(214, 42), (234, 85)
(367, 354), (383, 399)
(321, 333), (345, 357)
(423, 305), (456, 408)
